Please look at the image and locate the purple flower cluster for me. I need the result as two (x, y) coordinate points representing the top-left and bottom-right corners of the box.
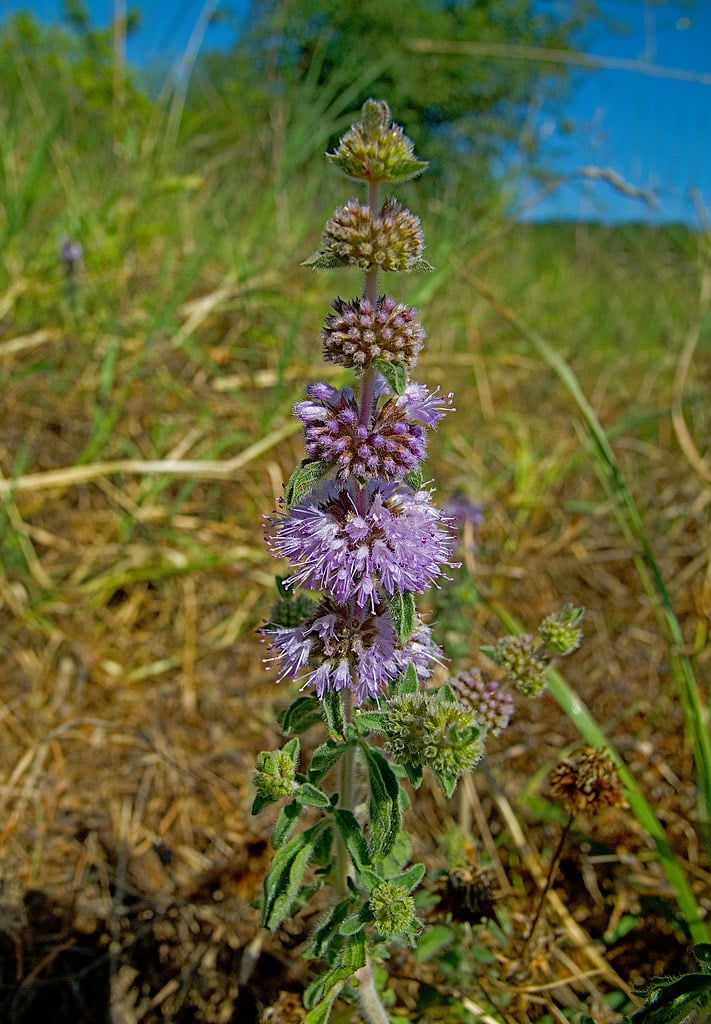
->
(267, 480), (457, 610)
(261, 101), (455, 705)
(450, 668), (514, 737)
(267, 599), (443, 704)
(295, 380), (452, 483)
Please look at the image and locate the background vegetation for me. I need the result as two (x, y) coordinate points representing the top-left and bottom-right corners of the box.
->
(0, 6), (709, 1023)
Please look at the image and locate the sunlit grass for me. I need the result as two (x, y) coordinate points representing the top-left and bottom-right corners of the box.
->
(1, 13), (710, 1019)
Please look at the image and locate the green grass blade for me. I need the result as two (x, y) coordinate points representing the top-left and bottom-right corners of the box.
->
(479, 594), (709, 945)
(473, 275), (711, 839)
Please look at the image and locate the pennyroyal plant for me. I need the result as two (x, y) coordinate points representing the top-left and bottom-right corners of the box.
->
(252, 100), (582, 1024)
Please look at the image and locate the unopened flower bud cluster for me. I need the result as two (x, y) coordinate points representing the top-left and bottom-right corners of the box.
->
(483, 605), (584, 696)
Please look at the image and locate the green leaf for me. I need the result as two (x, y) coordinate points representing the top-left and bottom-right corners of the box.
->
(312, 823), (335, 868)
(303, 252), (348, 269)
(334, 809), (372, 871)
(402, 761), (424, 789)
(339, 903), (373, 936)
(251, 792), (273, 815)
(386, 589), (415, 643)
(296, 783), (332, 809)
(304, 897), (356, 959)
(304, 930), (366, 1009)
(262, 823), (326, 930)
(361, 743), (402, 858)
(272, 800), (300, 849)
(385, 158), (429, 182)
(433, 769), (459, 799)
(390, 661), (419, 697)
(392, 862), (426, 893)
(322, 690), (346, 739)
(283, 737), (300, 760)
(377, 830), (414, 878)
(285, 458), (329, 506)
(280, 695), (323, 736)
(374, 357), (407, 396)
(436, 683), (457, 704)
(404, 468), (423, 491)
(354, 709), (387, 735)
(415, 924), (455, 964)
(309, 738), (354, 785)
(303, 987), (341, 1024)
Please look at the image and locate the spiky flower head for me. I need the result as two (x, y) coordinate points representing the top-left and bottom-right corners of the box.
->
(267, 480), (457, 610)
(384, 690), (485, 797)
(253, 746), (297, 802)
(539, 605), (584, 656)
(327, 98), (428, 184)
(321, 295), (425, 369)
(305, 197), (432, 273)
(264, 598), (442, 704)
(549, 747), (626, 815)
(368, 881), (420, 941)
(486, 633), (548, 696)
(450, 668), (514, 738)
(294, 380), (452, 484)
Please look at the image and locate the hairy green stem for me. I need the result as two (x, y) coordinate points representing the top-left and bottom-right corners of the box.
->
(356, 958), (391, 1024)
(335, 691), (357, 897)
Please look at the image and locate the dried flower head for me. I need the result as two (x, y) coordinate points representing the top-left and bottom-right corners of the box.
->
(450, 668), (514, 737)
(305, 197), (432, 273)
(321, 295), (425, 369)
(549, 747), (626, 815)
(327, 98), (428, 184)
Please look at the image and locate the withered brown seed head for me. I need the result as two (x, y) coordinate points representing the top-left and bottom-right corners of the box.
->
(549, 746), (626, 815)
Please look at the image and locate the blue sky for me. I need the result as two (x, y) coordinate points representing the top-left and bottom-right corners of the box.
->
(2, 0), (710, 226)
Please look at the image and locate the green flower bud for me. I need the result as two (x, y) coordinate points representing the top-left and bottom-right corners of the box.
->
(327, 99), (428, 184)
(267, 592), (317, 629)
(304, 197), (432, 273)
(489, 633), (548, 696)
(539, 605), (584, 656)
(368, 881), (419, 940)
(253, 748), (296, 802)
(383, 692), (485, 795)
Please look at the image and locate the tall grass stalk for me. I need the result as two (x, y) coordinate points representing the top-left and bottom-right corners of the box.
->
(477, 592), (709, 945)
(472, 274), (711, 838)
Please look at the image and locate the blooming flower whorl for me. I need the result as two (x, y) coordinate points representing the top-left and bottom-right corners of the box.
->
(322, 295), (425, 369)
(305, 197), (430, 272)
(295, 381), (452, 484)
(264, 598), (442, 704)
(267, 481), (457, 609)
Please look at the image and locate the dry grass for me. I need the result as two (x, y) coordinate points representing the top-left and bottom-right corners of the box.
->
(1, 194), (710, 1024)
